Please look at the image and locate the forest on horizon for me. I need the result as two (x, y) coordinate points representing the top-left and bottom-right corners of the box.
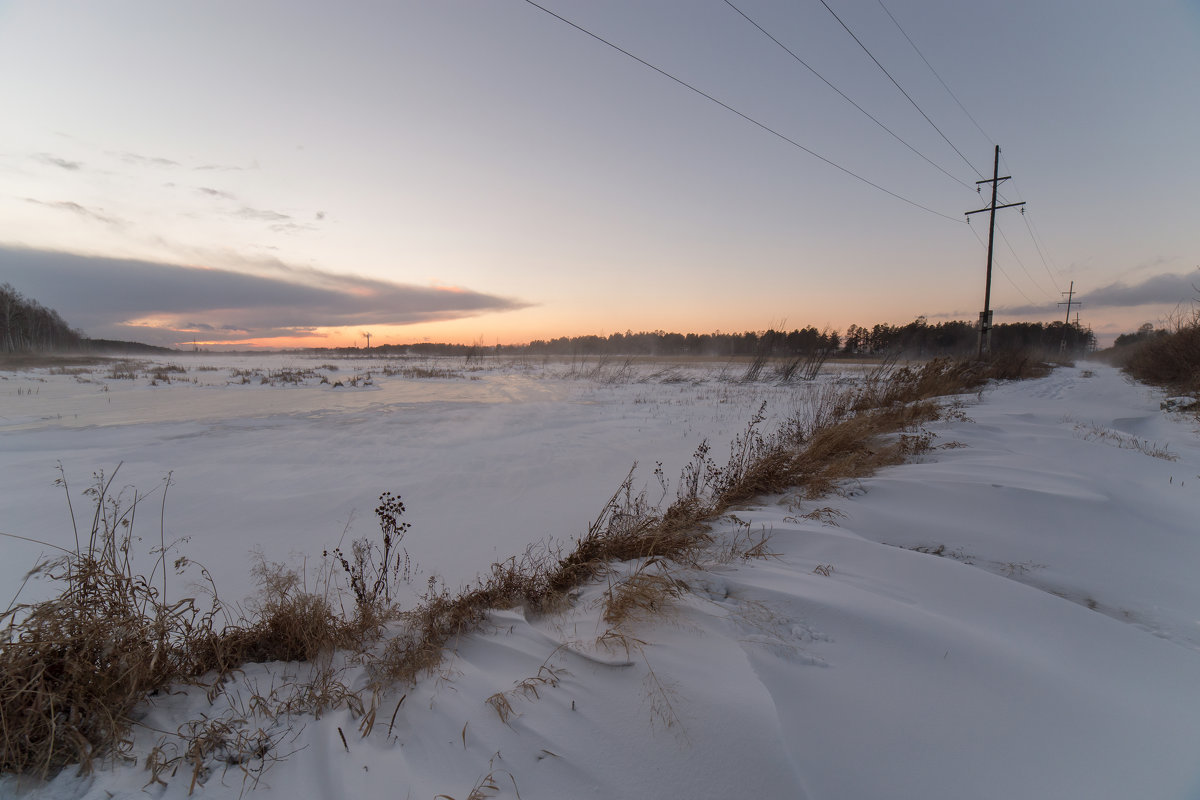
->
(2, 282), (1096, 359)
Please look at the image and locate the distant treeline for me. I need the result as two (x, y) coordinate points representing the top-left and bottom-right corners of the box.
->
(331, 318), (1095, 359)
(1, 283), (83, 353)
(1112, 323), (1166, 348)
(841, 318), (1094, 357)
(0, 281), (1096, 359)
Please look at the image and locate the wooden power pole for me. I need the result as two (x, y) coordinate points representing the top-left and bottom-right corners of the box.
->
(1058, 281), (1077, 324)
(966, 145), (1025, 357)
(1058, 281), (1079, 354)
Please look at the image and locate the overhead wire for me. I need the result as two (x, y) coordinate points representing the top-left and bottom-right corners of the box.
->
(816, 0), (984, 179)
(966, 150), (1058, 305)
(966, 216), (1039, 307)
(859, 2), (1059, 315)
(996, 224), (1056, 299)
(998, 264), (1038, 307)
(875, 0), (995, 148)
(999, 153), (1063, 293)
(519, 0), (965, 222)
(721, 0), (974, 191)
(1022, 211), (1063, 293)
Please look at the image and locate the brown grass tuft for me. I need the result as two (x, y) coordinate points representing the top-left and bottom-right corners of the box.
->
(0, 468), (219, 777)
(0, 470), (358, 779)
(601, 559), (687, 628)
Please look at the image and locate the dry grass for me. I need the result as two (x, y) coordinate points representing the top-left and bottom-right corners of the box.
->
(435, 757), (518, 800)
(1110, 308), (1200, 395)
(0, 467), (214, 776)
(380, 363), (465, 379)
(1070, 419), (1178, 461)
(196, 559), (353, 672)
(600, 559), (688, 628)
(142, 687), (311, 797)
(482, 660), (568, 728)
(0, 468), (357, 779)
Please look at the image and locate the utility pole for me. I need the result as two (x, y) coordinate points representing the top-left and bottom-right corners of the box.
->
(1058, 282), (1078, 355)
(1059, 281), (1077, 324)
(966, 145), (1025, 357)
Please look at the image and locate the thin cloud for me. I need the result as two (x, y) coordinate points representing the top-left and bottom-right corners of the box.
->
(197, 187), (237, 200)
(23, 198), (122, 227)
(0, 245), (529, 347)
(236, 207), (291, 222)
(195, 162), (253, 172)
(269, 222), (316, 235)
(110, 151), (180, 168)
(1126, 255), (1172, 277)
(32, 153), (81, 171)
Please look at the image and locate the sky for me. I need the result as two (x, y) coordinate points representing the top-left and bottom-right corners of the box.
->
(1, 0), (1198, 349)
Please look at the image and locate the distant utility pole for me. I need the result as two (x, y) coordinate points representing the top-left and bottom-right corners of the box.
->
(1058, 282), (1079, 355)
(1059, 281), (1077, 324)
(966, 145), (1025, 357)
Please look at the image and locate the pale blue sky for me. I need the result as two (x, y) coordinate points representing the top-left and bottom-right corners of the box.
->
(1, 1), (1197, 347)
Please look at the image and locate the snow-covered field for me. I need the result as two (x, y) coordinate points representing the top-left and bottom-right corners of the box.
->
(0, 354), (813, 608)
(3, 356), (1199, 799)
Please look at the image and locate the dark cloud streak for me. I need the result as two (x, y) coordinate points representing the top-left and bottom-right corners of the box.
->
(197, 187), (237, 200)
(23, 198), (123, 227)
(32, 153), (82, 171)
(110, 151), (181, 168)
(0, 245), (528, 347)
(1001, 270), (1198, 315)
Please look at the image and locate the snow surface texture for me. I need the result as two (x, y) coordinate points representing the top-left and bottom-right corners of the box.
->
(1, 356), (806, 607)
(2, 358), (1199, 799)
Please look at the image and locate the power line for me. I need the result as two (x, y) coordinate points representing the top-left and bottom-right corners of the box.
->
(722, 0), (974, 190)
(875, 0), (995, 148)
(816, 0), (983, 179)
(1022, 211), (1063, 293)
(998, 261), (1037, 306)
(996, 224), (1055, 299)
(998, 153), (1062, 293)
(519, 0), (964, 222)
(969, 219), (1036, 307)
